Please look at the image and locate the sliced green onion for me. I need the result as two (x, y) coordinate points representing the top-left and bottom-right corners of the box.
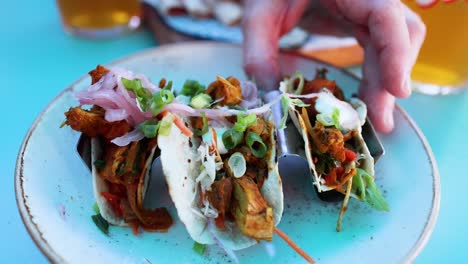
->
(233, 113), (257, 132)
(158, 116), (174, 136)
(122, 78), (152, 112)
(193, 112), (209, 136)
(246, 132), (267, 158)
(150, 89), (175, 115)
(92, 202), (100, 214)
(139, 119), (161, 138)
(181, 80), (205, 97)
(193, 242), (206, 255)
(91, 213), (109, 235)
(228, 152), (247, 178)
(190, 94), (213, 109)
(93, 160), (105, 169)
(287, 72), (305, 95)
(222, 129), (243, 149)
(279, 96), (290, 130)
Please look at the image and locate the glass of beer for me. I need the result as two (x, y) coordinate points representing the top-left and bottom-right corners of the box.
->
(56, 0), (142, 38)
(404, 0), (468, 95)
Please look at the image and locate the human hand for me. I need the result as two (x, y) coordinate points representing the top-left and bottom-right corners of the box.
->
(242, 0), (426, 133)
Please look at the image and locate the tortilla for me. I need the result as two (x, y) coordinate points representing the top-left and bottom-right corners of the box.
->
(159, 112), (283, 250)
(90, 137), (158, 226)
(288, 95), (376, 196)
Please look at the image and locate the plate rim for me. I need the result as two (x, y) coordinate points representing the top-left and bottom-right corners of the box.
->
(14, 41), (440, 263)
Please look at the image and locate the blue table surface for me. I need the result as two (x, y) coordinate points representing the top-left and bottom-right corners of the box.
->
(1, 1), (467, 263)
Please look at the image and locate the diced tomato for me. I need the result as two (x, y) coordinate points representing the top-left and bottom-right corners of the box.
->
(344, 148), (357, 162)
(101, 192), (123, 217)
(108, 183), (126, 197)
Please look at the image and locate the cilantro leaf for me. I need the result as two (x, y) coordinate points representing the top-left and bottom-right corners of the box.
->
(181, 80), (206, 97)
(352, 168), (389, 211)
(193, 242), (206, 255)
(92, 213), (109, 235)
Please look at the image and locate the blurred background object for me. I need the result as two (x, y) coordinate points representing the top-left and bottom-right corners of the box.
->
(143, 0), (364, 67)
(404, 0), (468, 95)
(57, 0), (142, 38)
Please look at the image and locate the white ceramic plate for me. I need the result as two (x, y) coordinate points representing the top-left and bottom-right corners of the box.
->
(16, 42), (439, 264)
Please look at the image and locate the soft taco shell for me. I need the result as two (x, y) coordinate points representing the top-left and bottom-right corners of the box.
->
(90, 137), (158, 226)
(158, 113), (283, 250)
(289, 106), (375, 195)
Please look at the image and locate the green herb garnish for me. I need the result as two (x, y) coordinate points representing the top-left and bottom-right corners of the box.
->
(122, 78), (152, 112)
(279, 96), (290, 129)
(352, 168), (389, 211)
(314, 153), (335, 175)
(233, 113), (257, 132)
(193, 242), (206, 255)
(181, 80), (205, 97)
(246, 132), (267, 158)
(93, 160), (105, 169)
(92, 213), (109, 235)
(92, 202), (100, 214)
(222, 129), (243, 149)
(150, 89), (175, 115)
(139, 119), (161, 138)
(193, 112), (209, 136)
(158, 116), (174, 136)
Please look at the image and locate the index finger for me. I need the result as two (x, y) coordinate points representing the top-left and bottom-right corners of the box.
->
(242, 0), (285, 90)
(335, 0), (412, 98)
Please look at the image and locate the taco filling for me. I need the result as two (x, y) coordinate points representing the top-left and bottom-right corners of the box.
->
(281, 69), (388, 231)
(64, 65), (173, 233)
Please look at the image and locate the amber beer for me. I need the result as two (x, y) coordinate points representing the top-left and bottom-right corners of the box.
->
(57, 0), (141, 38)
(404, 0), (468, 94)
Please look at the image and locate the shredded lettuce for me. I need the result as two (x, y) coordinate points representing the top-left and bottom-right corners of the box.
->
(316, 107), (342, 130)
(279, 96), (290, 129)
(352, 168), (389, 211)
(279, 96), (310, 130)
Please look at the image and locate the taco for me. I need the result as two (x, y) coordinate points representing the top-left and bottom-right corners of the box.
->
(64, 65), (173, 233)
(158, 76), (284, 251)
(280, 69), (389, 231)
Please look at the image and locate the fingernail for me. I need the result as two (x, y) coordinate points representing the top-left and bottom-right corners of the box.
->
(402, 70), (413, 97)
(384, 110), (394, 129)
